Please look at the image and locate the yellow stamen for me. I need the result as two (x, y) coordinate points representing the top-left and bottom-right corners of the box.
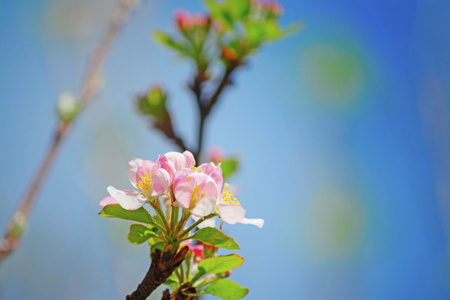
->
(191, 184), (205, 202)
(191, 165), (202, 173)
(221, 183), (240, 205)
(135, 173), (153, 197)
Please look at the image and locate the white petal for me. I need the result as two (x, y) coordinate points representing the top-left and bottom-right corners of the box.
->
(191, 196), (217, 217)
(107, 186), (145, 210)
(152, 168), (171, 196)
(219, 203), (246, 225)
(239, 218), (264, 228)
(164, 152), (186, 171)
(198, 217), (216, 229)
(127, 158), (143, 186)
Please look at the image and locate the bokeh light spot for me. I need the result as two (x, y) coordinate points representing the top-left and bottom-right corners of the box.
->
(299, 41), (369, 108)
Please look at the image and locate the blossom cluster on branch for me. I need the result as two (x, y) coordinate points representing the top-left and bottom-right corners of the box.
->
(98, 0), (298, 299)
(99, 151), (263, 299)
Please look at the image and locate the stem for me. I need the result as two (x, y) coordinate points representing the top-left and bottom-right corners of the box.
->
(170, 206), (179, 235)
(154, 205), (170, 235)
(0, 0), (139, 263)
(179, 263), (185, 283)
(192, 62), (241, 162)
(185, 255), (191, 282)
(175, 267), (183, 283)
(175, 210), (191, 237)
(180, 214), (217, 239)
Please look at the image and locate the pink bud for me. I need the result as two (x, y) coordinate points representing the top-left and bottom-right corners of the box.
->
(193, 13), (211, 27)
(207, 146), (225, 163)
(189, 244), (204, 259)
(175, 10), (193, 31)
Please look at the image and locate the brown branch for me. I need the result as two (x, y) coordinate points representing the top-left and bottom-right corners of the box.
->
(153, 112), (190, 152)
(162, 283), (196, 300)
(0, 0), (139, 263)
(127, 245), (189, 300)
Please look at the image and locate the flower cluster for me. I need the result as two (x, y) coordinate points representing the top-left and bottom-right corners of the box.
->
(100, 150), (263, 229)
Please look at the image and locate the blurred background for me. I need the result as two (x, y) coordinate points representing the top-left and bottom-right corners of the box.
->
(1, 0), (449, 299)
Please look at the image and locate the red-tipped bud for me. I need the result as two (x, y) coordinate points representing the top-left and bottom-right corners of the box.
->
(175, 10), (193, 31)
(207, 146), (225, 163)
(193, 13), (211, 28)
(221, 47), (239, 61)
(262, 0), (283, 15)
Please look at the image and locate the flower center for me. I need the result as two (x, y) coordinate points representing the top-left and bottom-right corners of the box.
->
(136, 173), (153, 198)
(221, 183), (240, 206)
(191, 184), (205, 202)
(191, 165), (202, 173)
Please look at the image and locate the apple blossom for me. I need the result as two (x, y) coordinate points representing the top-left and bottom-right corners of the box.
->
(173, 171), (219, 217)
(100, 157), (170, 210)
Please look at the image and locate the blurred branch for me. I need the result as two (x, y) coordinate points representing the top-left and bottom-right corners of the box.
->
(189, 61), (241, 162)
(0, 0), (140, 263)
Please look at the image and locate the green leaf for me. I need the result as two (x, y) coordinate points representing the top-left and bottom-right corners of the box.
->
(205, 0), (234, 30)
(198, 254), (244, 274)
(99, 204), (154, 224)
(128, 224), (157, 244)
(227, 0), (251, 20)
(151, 242), (165, 253)
(220, 158), (239, 179)
(147, 236), (163, 246)
(244, 21), (265, 48)
(192, 227), (239, 250)
(262, 20), (284, 40)
(198, 279), (249, 300)
(153, 31), (186, 52)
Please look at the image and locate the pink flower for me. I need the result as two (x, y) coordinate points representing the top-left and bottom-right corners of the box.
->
(173, 172), (219, 217)
(197, 162), (223, 190)
(99, 158), (170, 210)
(157, 150), (195, 181)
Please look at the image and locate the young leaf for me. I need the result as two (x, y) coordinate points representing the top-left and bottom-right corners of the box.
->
(128, 224), (157, 244)
(262, 20), (284, 40)
(192, 227), (239, 250)
(198, 254), (244, 274)
(99, 204), (154, 224)
(151, 242), (165, 254)
(227, 0), (251, 20)
(153, 31), (186, 52)
(198, 279), (249, 300)
(147, 236), (163, 246)
(220, 158), (239, 179)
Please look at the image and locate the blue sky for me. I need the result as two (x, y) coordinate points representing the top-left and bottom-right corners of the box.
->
(1, 0), (449, 299)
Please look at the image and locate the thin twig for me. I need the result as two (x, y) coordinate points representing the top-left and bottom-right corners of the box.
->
(0, 0), (140, 263)
(193, 61), (241, 162)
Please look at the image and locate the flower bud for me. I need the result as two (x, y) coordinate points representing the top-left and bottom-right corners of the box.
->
(262, 0), (283, 16)
(56, 92), (79, 122)
(193, 13), (211, 28)
(206, 146), (225, 164)
(175, 10), (193, 31)
(188, 244), (204, 261)
(221, 47), (239, 62)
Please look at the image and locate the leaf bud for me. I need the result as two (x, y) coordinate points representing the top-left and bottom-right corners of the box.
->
(137, 86), (167, 120)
